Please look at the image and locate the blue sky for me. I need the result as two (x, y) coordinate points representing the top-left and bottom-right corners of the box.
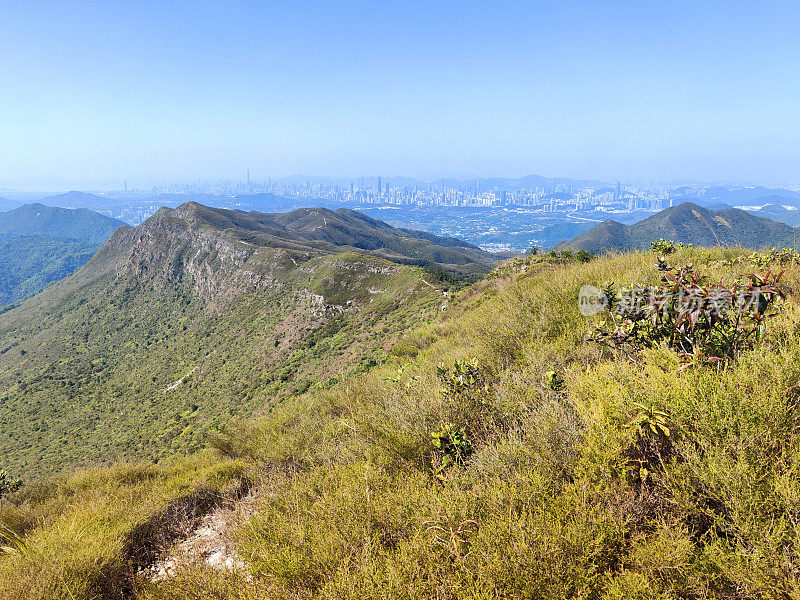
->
(0, 0), (798, 186)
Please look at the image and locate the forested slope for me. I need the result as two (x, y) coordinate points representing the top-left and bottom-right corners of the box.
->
(0, 202), (492, 477)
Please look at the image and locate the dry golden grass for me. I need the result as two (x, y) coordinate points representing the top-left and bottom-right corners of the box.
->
(7, 246), (800, 599)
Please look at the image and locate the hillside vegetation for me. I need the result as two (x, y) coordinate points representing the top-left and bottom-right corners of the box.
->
(0, 204), (124, 306)
(4, 243), (800, 598)
(558, 201), (800, 253)
(0, 202), (496, 478)
(0, 235), (100, 306)
(0, 203), (123, 245)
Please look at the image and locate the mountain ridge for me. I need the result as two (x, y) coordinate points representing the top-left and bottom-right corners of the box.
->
(0, 202), (501, 476)
(557, 201), (800, 252)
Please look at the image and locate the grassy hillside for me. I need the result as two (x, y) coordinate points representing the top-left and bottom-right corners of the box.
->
(0, 202), (495, 478)
(558, 201), (800, 253)
(4, 244), (800, 598)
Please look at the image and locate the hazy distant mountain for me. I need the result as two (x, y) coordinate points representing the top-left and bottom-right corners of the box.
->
(744, 201), (800, 227)
(556, 202), (800, 253)
(40, 190), (123, 210)
(705, 186), (800, 204)
(0, 197), (22, 212)
(0, 203), (123, 244)
(0, 204), (124, 305)
(669, 186), (800, 209)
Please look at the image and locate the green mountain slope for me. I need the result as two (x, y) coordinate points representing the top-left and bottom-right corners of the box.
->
(0, 204), (125, 306)
(0, 202), (497, 477)
(557, 201), (800, 252)
(5, 245), (800, 598)
(0, 235), (100, 306)
(0, 203), (123, 244)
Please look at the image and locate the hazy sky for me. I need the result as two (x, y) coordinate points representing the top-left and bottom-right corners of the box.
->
(1, 0), (798, 186)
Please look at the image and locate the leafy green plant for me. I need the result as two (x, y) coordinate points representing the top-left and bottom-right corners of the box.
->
(430, 422), (473, 480)
(544, 371), (565, 391)
(437, 359), (482, 393)
(617, 402), (678, 490)
(626, 402), (671, 439)
(591, 262), (790, 365)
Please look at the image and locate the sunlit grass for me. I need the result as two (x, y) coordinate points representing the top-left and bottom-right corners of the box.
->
(0, 454), (246, 600)
(7, 246), (800, 598)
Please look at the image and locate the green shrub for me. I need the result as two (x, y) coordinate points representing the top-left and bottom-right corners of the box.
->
(651, 239), (693, 255)
(591, 262), (789, 365)
(651, 238), (677, 254)
(0, 470), (21, 500)
(430, 422), (473, 480)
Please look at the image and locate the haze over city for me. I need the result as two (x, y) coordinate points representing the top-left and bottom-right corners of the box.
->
(2, 0), (799, 188)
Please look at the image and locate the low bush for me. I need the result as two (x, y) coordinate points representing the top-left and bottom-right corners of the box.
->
(591, 261), (790, 364)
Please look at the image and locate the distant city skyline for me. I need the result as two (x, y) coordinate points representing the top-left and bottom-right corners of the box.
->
(1, 1), (799, 185)
(2, 171), (799, 195)
(1, 173), (798, 254)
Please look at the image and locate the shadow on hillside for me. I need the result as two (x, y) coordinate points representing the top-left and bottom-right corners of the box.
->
(88, 478), (252, 599)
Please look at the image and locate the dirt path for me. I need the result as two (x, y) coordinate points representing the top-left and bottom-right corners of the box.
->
(139, 489), (258, 582)
(160, 366), (198, 394)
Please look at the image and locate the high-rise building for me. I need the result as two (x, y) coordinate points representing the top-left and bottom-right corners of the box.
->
(377, 177), (382, 197)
